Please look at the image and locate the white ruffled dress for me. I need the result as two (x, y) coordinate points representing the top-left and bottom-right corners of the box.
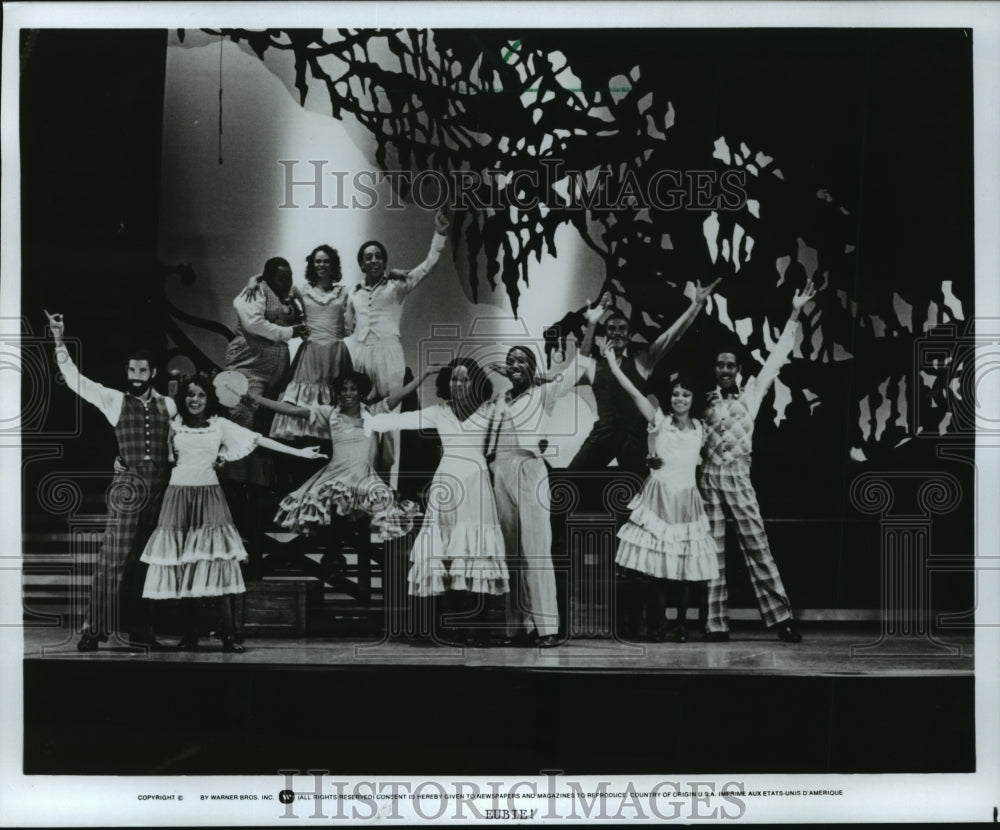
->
(363, 403), (508, 597)
(141, 416), (259, 599)
(615, 412), (719, 581)
(274, 402), (419, 538)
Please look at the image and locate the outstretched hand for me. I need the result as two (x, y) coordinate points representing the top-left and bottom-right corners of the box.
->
(583, 292), (614, 325)
(693, 278), (722, 305)
(299, 446), (328, 460)
(44, 309), (65, 341)
(792, 277), (817, 311)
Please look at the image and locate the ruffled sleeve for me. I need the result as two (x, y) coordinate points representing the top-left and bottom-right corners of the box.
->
(307, 403), (338, 432)
(215, 416), (261, 461)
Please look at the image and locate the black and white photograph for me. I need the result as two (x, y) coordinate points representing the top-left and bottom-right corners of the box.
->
(2, 1), (998, 824)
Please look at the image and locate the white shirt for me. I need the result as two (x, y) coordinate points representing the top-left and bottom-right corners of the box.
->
(54, 344), (177, 426)
(346, 233), (446, 343)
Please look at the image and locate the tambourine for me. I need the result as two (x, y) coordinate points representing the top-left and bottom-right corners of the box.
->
(213, 370), (249, 408)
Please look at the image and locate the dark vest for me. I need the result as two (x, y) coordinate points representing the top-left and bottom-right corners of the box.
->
(592, 355), (648, 438)
(115, 394), (171, 481)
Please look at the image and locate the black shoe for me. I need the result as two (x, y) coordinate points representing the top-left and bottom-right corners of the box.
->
(704, 631), (730, 642)
(673, 623), (689, 644)
(221, 635), (245, 654)
(76, 632), (107, 652)
(174, 635), (200, 652)
(501, 632), (535, 647)
(774, 622), (802, 643)
(535, 634), (561, 649)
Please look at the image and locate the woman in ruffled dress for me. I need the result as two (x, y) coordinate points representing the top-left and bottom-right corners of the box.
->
(140, 375), (324, 653)
(604, 348), (718, 643)
(270, 245), (354, 442)
(250, 369), (425, 580)
(363, 358), (508, 645)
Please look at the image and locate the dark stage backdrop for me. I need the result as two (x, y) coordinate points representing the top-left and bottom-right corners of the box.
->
(21, 28), (974, 616)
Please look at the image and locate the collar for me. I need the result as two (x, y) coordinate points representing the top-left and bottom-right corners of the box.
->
(356, 276), (389, 292)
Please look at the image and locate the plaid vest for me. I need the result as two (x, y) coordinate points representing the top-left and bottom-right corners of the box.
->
(702, 391), (754, 466)
(115, 394), (171, 479)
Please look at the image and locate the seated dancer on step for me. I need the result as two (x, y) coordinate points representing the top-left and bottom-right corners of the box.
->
(45, 310), (175, 652)
(363, 358), (508, 646)
(604, 349), (718, 643)
(345, 209), (450, 478)
(701, 278), (817, 644)
(249, 370), (424, 583)
(267, 244), (354, 442)
(140, 375), (324, 653)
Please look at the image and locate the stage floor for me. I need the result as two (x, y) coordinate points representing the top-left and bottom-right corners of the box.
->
(23, 625), (974, 677)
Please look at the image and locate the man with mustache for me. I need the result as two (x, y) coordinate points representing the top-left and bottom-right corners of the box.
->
(45, 310), (176, 651)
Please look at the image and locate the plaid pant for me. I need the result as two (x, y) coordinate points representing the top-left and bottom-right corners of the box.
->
(701, 458), (791, 631)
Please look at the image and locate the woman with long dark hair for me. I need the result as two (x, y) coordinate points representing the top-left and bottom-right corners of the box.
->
(270, 245), (354, 441)
(139, 374), (324, 652)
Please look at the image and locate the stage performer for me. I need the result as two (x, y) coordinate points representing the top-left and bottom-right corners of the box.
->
(45, 310), (174, 652)
(486, 346), (578, 648)
(140, 375), (324, 653)
(221, 256), (309, 483)
(345, 209), (450, 477)
(268, 245), (353, 442)
(363, 358), (508, 646)
(249, 370), (425, 580)
(604, 349), (718, 643)
(566, 280), (719, 479)
(701, 278), (817, 644)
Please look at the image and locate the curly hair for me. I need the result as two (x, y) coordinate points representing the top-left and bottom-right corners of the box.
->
(658, 371), (703, 418)
(505, 345), (538, 385)
(435, 358), (494, 410)
(304, 244), (343, 287)
(175, 374), (222, 426)
(356, 240), (388, 269)
(332, 370), (373, 403)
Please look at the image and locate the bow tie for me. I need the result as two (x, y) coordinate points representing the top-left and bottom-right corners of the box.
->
(711, 387), (740, 401)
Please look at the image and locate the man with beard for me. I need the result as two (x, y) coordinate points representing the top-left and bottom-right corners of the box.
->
(45, 310), (176, 651)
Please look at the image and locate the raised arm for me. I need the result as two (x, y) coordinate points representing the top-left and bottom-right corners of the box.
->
(248, 391), (310, 420)
(578, 292), (613, 360)
(392, 210), (450, 295)
(646, 279), (720, 369)
(381, 365), (439, 411)
(753, 278), (817, 400)
(44, 310), (124, 424)
(602, 343), (658, 423)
